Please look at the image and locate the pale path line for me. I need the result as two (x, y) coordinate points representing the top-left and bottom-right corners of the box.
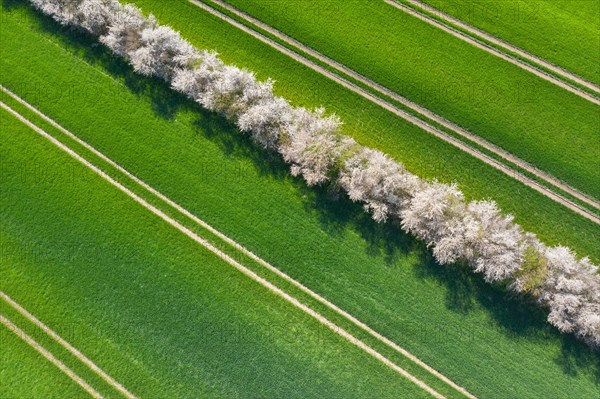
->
(1, 102), (448, 399)
(0, 84), (474, 398)
(187, 1), (600, 225)
(0, 315), (105, 399)
(403, 0), (600, 95)
(206, 0), (600, 215)
(384, 0), (600, 105)
(0, 291), (138, 399)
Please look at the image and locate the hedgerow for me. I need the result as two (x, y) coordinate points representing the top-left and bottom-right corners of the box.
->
(29, 0), (600, 348)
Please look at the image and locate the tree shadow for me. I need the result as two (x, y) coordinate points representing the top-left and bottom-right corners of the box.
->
(416, 251), (479, 314)
(2, 0), (23, 8)
(3, 0), (189, 120)
(351, 212), (415, 265)
(414, 245), (600, 380)
(192, 110), (291, 181)
(5, 0), (598, 382)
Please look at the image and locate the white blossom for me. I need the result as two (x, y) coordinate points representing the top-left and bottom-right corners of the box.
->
(463, 201), (525, 282)
(100, 4), (155, 57)
(31, 0), (81, 25)
(30, 0), (600, 349)
(75, 0), (120, 35)
(279, 107), (353, 186)
(130, 25), (199, 80)
(171, 51), (225, 100)
(400, 181), (465, 246)
(539, 247), (600, 346)
(200, 66), (272, 118)
(237, 96), (293, 149)
(339, 148), (421, 222)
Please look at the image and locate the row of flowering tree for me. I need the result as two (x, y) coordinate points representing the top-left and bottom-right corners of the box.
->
(31, 0), (599, 348)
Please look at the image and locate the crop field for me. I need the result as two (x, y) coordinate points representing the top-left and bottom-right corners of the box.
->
(414, 0), (600, 87)
(1, 1), (599, 399)
(218, 0), (600, 200)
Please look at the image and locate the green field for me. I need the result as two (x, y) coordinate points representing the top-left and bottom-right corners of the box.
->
(1, 107), (436, 398)
(0, 319), (92, 399)
(418, 0), (600, 86)
(218, 0), (600, 200)
(1, 1), (599, 398)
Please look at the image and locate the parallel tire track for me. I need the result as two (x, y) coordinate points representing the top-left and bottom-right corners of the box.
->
(385, 0), (600, 105)
(0, 291), (138, 399)
(189, 0), (600, 225)
(400, 0), (600, 96)
(1, 101), (450, 399)
(1, 84), (476, 399)
(0, 314), (105, 399)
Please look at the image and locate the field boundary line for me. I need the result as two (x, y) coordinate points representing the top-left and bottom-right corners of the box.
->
(0, 291), (138, 399)
(1, 83), (476, 399)
(0, 314), (105, 399)
(1, 100), (449, 399)
(205, 0), (600, 214)
(187, 0), (600, 225)
(385, 0), (600, 105)
(400, 0), (600, 96)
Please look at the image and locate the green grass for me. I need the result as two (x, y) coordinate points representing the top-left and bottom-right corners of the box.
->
(0, 91), (474, 399)
(0, 317), (92, 399)
(219, 0), (600, 200)
(4, 0), (600, 261)
(1, 1), (599, 398)
(418, 0), (600, 86)
(0, 107), (434, 399)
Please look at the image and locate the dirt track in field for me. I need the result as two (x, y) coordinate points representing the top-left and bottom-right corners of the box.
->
(399, 0), (600, 97)
(2, 83), (477, 399)
(0, 314), (105, 399)
(0, 290), (138, 399)
(386, 0), (600, 104)
(0, 85), (477, 399)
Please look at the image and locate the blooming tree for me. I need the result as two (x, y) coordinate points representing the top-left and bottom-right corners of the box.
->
(539, 247), (600, 346)
(100, 4), (154, 57)
(339, 148), (421, 222)
(76, 0), (120, 36)
(29, 0), (600, 349)
(129, 25), (199, 80)
(279, 107), (353, 186)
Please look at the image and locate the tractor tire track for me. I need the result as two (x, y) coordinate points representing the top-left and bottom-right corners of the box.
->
(0, 314), (105, 399)
(399, 0), (600, 96)
(385, 0), (600, 104)
(0, 291), (138, 399)
(1, 84), (476, 399)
